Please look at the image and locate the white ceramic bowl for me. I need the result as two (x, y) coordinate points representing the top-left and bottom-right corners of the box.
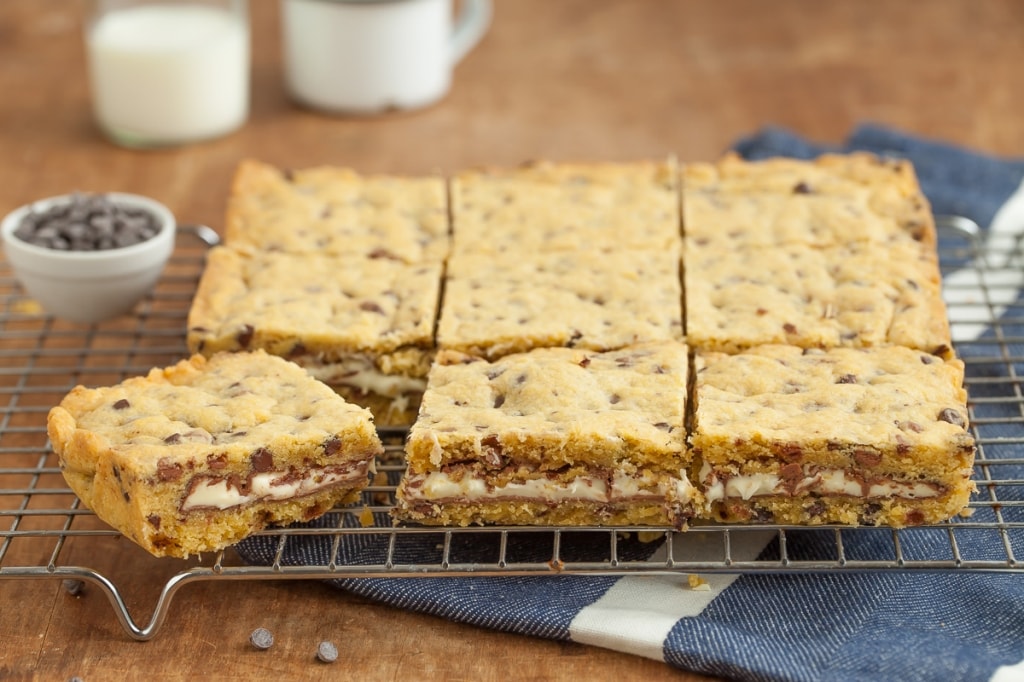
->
(1, 192), (175, 324)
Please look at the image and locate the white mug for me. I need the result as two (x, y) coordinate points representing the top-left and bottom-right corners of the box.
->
(281, 0), (492, 114)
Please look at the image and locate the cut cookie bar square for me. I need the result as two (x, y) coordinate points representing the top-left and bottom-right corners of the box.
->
(437, 246), (684, 360)
(225, 159), (449, 264)
(187, 247), (442, 424)
(394, 342), (697, 528)
(683, 152), (936, 251)
(47, 351), (384, 558)
(692, 345), (976, 527)
(684, 239), (952, 357)
(451, 159), (680, 255)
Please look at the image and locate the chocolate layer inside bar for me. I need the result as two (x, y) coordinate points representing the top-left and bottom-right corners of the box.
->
(394, 343), (696, 528)
(181, 459), (374, 512)
(289, 351), (429, 397)
(691, 345), (976, 527)
(700, 461), (948, 501)
(398, 462), (696, 527)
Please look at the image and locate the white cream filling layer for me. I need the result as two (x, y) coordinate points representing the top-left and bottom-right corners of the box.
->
(699, 462), (940, 503)
(404, 470), (696, 505)
(182, 462), (369, 511)
(298, 355), (426, 398)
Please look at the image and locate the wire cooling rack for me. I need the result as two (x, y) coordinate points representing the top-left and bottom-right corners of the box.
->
(1, 220), (1021, 640)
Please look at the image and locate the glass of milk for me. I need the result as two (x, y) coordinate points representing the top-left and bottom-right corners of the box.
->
(85, 0), (250, 148)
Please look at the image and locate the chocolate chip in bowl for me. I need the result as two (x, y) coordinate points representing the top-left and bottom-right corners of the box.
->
(1, 191), (175, 323)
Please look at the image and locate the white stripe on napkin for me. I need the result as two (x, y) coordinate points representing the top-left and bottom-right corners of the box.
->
(569, 530), (775, 661)
(945, 177), (1024, 342)
(990, 658), (1024, 682)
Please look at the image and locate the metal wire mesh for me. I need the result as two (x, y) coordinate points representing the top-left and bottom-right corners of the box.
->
(0, 221), (1021, 640)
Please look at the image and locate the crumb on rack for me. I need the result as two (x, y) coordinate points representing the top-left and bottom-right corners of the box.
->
(371, 471), (390, 504)
(687, 574), (710, 591)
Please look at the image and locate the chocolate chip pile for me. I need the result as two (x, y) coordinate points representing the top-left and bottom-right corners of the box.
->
(13, 193), (160, 251)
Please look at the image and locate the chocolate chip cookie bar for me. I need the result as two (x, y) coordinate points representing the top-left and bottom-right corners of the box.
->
(187, 247), (442, 423)
(685, 239), (952, 357)
(437, 246), (684, 360)
(394, 342), (697, 527)
(683, 152), (936, 251)
(47, 351), (384, 558)
(692, 345), (975, 527)
(225, 159), (449, 264)
(451, 159), (680, 255)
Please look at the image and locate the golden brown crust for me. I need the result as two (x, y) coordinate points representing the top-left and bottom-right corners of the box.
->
(683, 151), (936, 250)
(692, 345), (976, 526)
(437, 247), (683, 360)
(394, 342), (697, 527)
(225, 158), (449, 263)
(685, 239), (952, 355)
(47, 351), (383, 558)
(186, 247), (440, 421)
(451, 158), (680, 255)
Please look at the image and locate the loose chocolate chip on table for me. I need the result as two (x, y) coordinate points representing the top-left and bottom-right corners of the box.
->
(249, 627), (274, 650)
(62, 579), (84, 596)
(316, 640), (339, 663)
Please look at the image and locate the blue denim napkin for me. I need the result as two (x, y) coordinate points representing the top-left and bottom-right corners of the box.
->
(237, 125), (1024, 682)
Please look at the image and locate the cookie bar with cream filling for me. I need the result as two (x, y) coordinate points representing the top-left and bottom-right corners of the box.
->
(437, 246), (683, 361)
(683, 152), (936, 251)
(225, 159), (449, 264)
(451, 159), (680, 255)
(394, 342), (698, 528)
(684, 239), (952, 357)
(187, 247), (442, 424)
(46, 351), (384, 558)
(692, 345), (975, 527)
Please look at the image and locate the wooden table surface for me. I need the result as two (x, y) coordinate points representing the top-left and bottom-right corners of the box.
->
(1, 1), (1022, 680)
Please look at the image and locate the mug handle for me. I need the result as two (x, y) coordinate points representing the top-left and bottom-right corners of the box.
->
(450, 0), (493, 64)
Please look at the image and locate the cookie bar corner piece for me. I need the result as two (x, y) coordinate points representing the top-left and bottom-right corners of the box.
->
(692, 345), (976, 527)
(46, 351), (384, 558)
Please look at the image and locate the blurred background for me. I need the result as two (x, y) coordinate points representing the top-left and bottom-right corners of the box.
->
(0, 0), (1021, 227)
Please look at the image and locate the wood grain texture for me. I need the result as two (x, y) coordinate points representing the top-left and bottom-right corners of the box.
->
(1, 0), (1022, 680)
